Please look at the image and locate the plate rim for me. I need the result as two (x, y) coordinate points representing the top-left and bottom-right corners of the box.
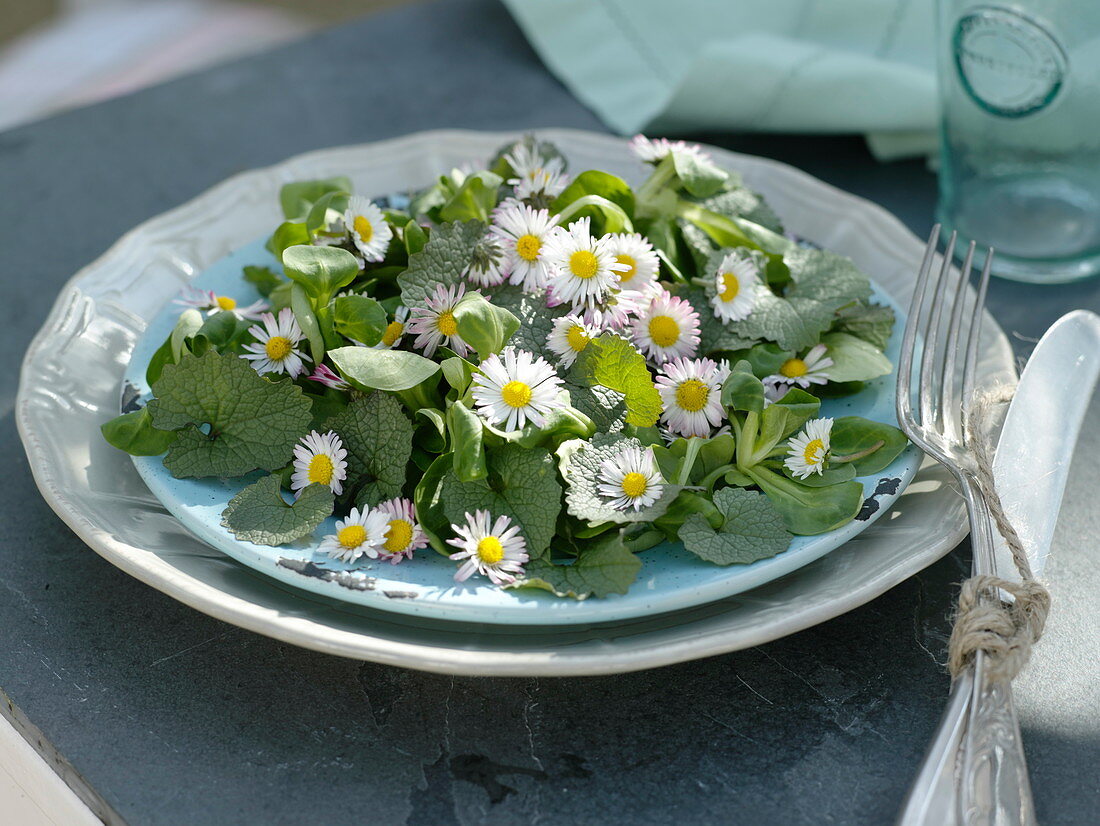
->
(16, 128), (1012, 675)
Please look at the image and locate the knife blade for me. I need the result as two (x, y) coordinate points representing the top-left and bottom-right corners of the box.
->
(991, 309), (1100, 582)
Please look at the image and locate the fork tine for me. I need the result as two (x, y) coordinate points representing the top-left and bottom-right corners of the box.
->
(918, 231), (958, 428)
(896, 225), (941, 431)
(937, 240), (977, 435)
(961, 247), (994, 430)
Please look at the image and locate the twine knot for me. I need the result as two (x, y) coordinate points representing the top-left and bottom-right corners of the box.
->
(945, 386), (1051, 683)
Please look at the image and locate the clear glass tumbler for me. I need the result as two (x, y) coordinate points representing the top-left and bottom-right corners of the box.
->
(937, 1), (1100, 283)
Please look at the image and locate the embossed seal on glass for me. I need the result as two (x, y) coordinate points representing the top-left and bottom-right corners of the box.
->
(953, 6), (1067, 118)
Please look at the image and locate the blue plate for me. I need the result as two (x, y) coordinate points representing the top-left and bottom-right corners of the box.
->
(126, 239), (921, 625)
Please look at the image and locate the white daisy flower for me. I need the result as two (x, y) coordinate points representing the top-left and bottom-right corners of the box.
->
(765, 343), (833, 392)
(505, 142), (569, 202)
(710, 250), (760, 322)
(343, 195), (393, 263)
(290, 430), (348, 496)
(489, 199), (558, 293)
(608, 233), (659, 294)
(471, 346), (563, 431)
(319, 506), (391, 563)
(175, 287), (269, 320)
(629, 288), (701, 365)
(408, 284), (471, 358)
(306, 364), (351, 391)
(241, 307), (312, 378)
(784, 417), (834, 479)
(545, 313), (600, 369)
(629, 134), (711, 165)
(542, 218), (627, 309)
(655, 357), (732, 438)
(464, 234), (507, 288)
(597, 446), (665, 511)
(375, 497), (429, 564)
(447, 510), (529, 586)
(372, 305), (410, 349)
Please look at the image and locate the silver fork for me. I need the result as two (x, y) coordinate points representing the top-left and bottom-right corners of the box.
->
(894, 227), (1036, 826)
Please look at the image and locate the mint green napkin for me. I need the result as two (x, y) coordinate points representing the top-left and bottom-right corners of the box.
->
(501, 0), (938, 159)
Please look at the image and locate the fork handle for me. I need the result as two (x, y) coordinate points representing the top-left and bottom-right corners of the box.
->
(957, 652), (1037, 826)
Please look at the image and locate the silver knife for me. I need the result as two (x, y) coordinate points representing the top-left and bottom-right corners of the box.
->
(899, 309), (1100, 825)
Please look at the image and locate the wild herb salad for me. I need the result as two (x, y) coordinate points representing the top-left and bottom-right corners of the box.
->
(103, 135), (907, 600)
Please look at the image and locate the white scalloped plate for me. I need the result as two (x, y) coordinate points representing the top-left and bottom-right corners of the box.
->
(17, 130), (1015, 674)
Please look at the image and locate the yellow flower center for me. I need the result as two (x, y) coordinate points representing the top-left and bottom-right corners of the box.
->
(476, 536), (505, 564)
(516, 234), (541, 261)
(803, 438), (826, 465)
(569, 250), (599, 279)
(216, 295), (237, 311)
(436, 310), (458, 337)
(308, 454), (334, 486)
(675, 379), (710, 412)
(265, 335), (293, 361)
(565, 324), (590, 353)
(337, 524), (366, 549)
(620, 471), (649, 499)
(501, 380), (533, 408)
(382, 321), (404, 346)
(719, 272), (740, 302)
(616, 254), (637, 284)
(648, 315), (680, 347)
(383, 519), (414, 553)
(353, 215), (374, 244)
(780, 358), (808, 378)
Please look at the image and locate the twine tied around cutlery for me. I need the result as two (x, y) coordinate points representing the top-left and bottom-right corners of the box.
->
(947, 386), (1051, 683)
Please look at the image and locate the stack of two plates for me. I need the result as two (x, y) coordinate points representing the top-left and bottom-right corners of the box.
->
(16, 130), (1016, 676)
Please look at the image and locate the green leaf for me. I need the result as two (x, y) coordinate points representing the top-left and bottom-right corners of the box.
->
(243, 265), (285, 297)
(677, 487), (791, 565)
(833, 301), (896, 350)
(511, 531), (641, 599)
(195, 310), (245, 351)
(282, 244), (359, 304)
(403, 219), (427, 256)
(101, 407), (178, 456)
(446, 402), (486, 482)
(727, 287), (835, 352)
(784, 247), (872, 309)
(755, 388), (822, 458)
(290, 283), (325, 363)
(397, 220), (485, 306)
(145, 335), (174, 387)
(305, 190), (350, 236)
(325, 392), (414, 507)
(171, 309), (204, 362)
(452, 291), (520, 359)
(745, 464), (864, 535)
(332, 294), (387, 347)
(720, 360), (765, 412)
(560, 433), (679, 524)
(439, 171), (503, 223)
(440, 444), (562, 555)
(328, 346), (440, 392)
(552, 170), (636, 219)
(221, 475), (333, 546)
(279, 177), (352, 220)
(571, 334), (662, 427)
(820, 332), (893, 383)
(271, 222), (310, 259)
(487, 283), (571, 354)
(414, 453), (455, 553)
(147, 351), (312, 478)
(697, 184), (784, 235)
(564, 382), (626, 433)
(830, 416), (909, 475)
(440, 355), (476, 396)
(672, 150), (729, 199)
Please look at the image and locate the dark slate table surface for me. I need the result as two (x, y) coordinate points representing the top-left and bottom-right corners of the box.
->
(4, 1), (1100, 823)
